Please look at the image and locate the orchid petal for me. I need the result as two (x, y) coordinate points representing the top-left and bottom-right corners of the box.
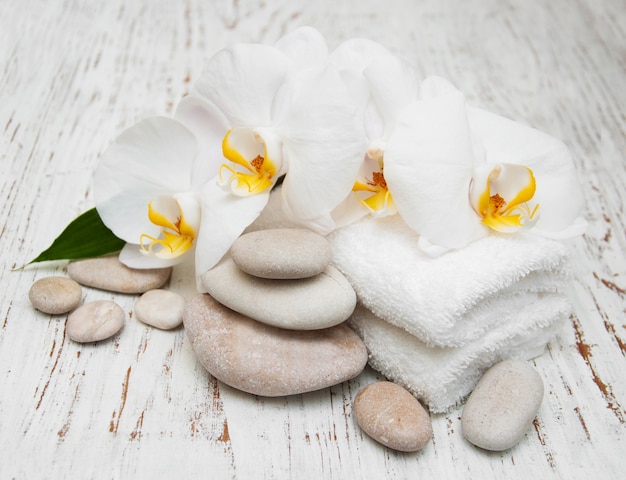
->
(363, 54), (419, 139)
(274, 26), (328, 69)
(364, 101), (385, 141)
(147, 195), (182, 232)
(138, 193), (200, 261)
(280, 65), (365, 221)
(172, 192), (201, 237)
(467, 107), (586, 236)
(384, 78), (488, 250)
(330, 38), (394, 75)
(355, 186), (396, 216)
(349, 155), (397, 218)
(254, 127), (285, 175)
(194, 181), (270, 281)
(219, 127), (282, 196)
(469, 163), (539, 233)
(280, 198), (338, 235)
(175, 95), (229, 186)
(194, 43), (289, 126)
(222, 127), (265, 169)
(94, 117), (198, 243)
(330, 193), (369, 230)
(330, 39), (402, 142)
(470, 163), (538, 214)
(119, 242), (186, 269)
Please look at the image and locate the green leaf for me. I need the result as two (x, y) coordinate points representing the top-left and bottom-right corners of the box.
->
(24, 208), (126, 266)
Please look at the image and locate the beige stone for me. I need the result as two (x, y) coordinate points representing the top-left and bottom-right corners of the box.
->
(67, 300), (125, 343)
(134, 289), (185, 330)
(231, 228), (332, 279)
(183, 294), (368, 396)
(29, 276), (82, 314)
(67, 255), (171, 293)
(201, 258), (356, 330)
(461, 360), (544, 451)
(354, 382), (433, 452)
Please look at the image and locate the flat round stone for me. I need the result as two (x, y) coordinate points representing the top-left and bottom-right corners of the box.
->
(67, 300), (125, 343)
(67, 255), (171, 293)
(201, 258), (356, 330)
(134, 289), (185, 330)
(183, 294), (368, 396)
(354, 382), (433, 452)
(231, 228), (332, 279)
(462, 360), (544, 451)
(29, 276), (82, 314)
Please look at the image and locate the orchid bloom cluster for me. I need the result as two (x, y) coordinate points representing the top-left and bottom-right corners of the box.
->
(93, 27), (586, 287)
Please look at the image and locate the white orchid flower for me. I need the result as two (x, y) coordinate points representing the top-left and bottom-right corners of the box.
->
(175, 27), (365, 275)
(327, 39), (419, 226)
(383, 76), (586, 254)
(94, 116), (213, 269)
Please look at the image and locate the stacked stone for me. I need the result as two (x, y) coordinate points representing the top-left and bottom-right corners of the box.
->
(183, 228), (369, 397)
(29, 229), (542, 453)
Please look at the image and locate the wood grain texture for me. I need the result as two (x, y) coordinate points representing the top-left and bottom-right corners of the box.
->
(1, 0), (625, 478)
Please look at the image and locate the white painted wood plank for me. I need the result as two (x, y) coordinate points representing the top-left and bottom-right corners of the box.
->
(1, 0), (625, 478)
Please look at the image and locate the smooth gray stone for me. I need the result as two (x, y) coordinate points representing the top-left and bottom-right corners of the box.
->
(462, 360), (544, 451)
(231, 228), (331, 279)
(67, 300), (125, 343)
(29, 276), (82, 314)
(134, 289), (185, 330)
(201, 258), (356, 330)
(67, 255), (171, 293)
(354, 382), (433, 452)
(183, 294), (368, 397)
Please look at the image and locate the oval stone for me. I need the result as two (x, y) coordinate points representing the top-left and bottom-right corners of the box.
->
(231, 228), (332, 279)
(462, 360), (544, 451)
(183, 294), (368, 396)
(134, 289), (185, 330)
(354, 382), (433, 452)
(201, 258), (356, 330)
(67, 300), (125, 343)
(29, 276), (82, 314)
(67, 255), (171, 293)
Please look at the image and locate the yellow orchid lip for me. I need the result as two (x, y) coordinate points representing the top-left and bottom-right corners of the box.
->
(352, 164), (397, 216)
(139, 195), (198, 259)
(219, 128), (277, 196)
(474, 163), (540, 233)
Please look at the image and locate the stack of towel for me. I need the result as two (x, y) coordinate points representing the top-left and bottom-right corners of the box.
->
(247, 189), (573, 413)
(329, 215), (572, 413)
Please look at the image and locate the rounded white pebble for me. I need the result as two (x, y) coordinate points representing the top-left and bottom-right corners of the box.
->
(29, 276), (82, 314)
(201, 258), (356, 330)
(462, 360), (544, 451)
(134, 289), (185, 330)
(184, 294), (368, 396)
(67, 300), (125, 343)
(231, 228), (332, 279)
(67, 255), (171, 293)
(354, 382), (432, 452)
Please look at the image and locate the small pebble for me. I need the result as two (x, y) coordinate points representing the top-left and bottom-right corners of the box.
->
(231, 228), (332, 279)
(462, 360), (544, 451)
(67, 255), (171, 293)
(183, 294), (368, 396)
(354, 382), (432, 452)
(201, 258), (356, 330)
(29, 276), (82, 314)
(67, 300), (125, 343)
(134, 289), (185, 330)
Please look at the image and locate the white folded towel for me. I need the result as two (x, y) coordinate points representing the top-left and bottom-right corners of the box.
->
(247, 189), (573, 411)
(329, 215), (572, 347)
(350, 297), (569, 413)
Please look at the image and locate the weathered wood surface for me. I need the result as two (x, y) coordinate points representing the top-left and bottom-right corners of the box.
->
(1, 0), (624, 478)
